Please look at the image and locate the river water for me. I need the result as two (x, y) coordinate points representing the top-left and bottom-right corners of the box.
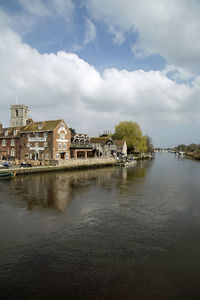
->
(1, 153), (200, 299)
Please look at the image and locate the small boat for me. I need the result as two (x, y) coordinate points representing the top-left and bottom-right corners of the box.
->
(122, 159), (137, 167)
(0, 172), (14, 179)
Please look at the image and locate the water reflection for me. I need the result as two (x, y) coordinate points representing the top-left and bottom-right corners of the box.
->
(9, 167), (127, 212)
(6, 163), (151, 213)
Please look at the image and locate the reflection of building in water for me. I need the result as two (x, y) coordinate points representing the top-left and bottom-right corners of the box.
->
(21, 174), (72, 212)
(14, 167), (117, 212)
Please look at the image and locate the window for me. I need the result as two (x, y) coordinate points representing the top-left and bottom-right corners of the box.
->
(11, 139), (15, 146)
(60, 133), (65, 139)
(30, 154), (32, 159)
(2, 140), (6, 146)
(38, 124), (42, 129)
(63, 143), (67, 150)
(80, 139), (84, 145)
(16, 109), (18, 117)
(4, 130), (8, 136)
(44, 142), (48, 147)
(13, 130), (17, 136)
(11, 149), (15, 156)
(27, 142), (30, 147)
(45, 153), (49, 160)
(36, 133), (39, 138)
(7, 148), (9, 154)
(58, 143), (62, 150)
(61, 123), (65, 128)
(41, 153), (44, 159)
(44, 132), (48, 137)
(35, 143), (38, 147)
(56, 154), (60, 160)
(27, 133), (30, 138)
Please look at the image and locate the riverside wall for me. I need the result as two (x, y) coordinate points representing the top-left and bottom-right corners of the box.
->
(1, 158), (116, 176)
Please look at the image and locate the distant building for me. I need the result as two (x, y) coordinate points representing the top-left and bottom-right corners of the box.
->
(90, 137), (127, 157)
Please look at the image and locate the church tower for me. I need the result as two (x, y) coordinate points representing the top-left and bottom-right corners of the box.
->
(10, 104), (29, 127)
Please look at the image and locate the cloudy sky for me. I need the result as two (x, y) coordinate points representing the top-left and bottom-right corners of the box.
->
(0, 0), (200, 147)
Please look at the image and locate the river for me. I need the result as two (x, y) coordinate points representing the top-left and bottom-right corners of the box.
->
(1, 153), (200, 299)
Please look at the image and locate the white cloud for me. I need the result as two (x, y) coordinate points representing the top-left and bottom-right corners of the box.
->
(73, 19), (96, 52)
(18, 0), (52, 17)
(85, 0), (200, 73)
(18, 0), (74, 21)
(0, 15), (200, 146)
(83, 19), (96, 46)
(51, 0), (75, 21)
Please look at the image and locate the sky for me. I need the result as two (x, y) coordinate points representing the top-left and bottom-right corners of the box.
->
(0, 0), (200, 147)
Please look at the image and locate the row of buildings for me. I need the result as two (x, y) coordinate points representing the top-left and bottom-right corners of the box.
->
(0, 105), (127, 162)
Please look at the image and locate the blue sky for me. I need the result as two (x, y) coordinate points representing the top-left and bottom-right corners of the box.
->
(0, 0), (200, 147)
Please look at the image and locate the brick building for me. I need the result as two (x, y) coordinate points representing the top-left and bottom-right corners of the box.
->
(0, 124), (22, 160)
(20, 120), (71, 161)
(0, 105), (71, 161)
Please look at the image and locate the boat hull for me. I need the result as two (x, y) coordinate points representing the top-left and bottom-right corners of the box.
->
(0, 172), (14, 179)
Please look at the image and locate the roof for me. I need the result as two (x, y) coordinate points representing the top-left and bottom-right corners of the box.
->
(0, 127), (22, 138)
(113, 140), (125, 147)
(90, 137), (125, 147)
(90, 137), (111, 145)
(73, 133), (89, 138)
(22, 120), (62, 132)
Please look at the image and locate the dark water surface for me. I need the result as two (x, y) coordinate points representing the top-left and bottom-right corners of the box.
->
(1, 153), (200, 299)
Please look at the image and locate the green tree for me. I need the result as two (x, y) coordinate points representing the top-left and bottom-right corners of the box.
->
(187, 143), (197, 152)
(112, 121), (146, 153)
(99, 130), (112, 137)
(145, 135), (154, 153)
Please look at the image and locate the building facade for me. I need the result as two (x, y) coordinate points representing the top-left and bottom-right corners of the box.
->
(90, 137), (127, 157)
(20, 120), (71, 161)
(70, 133), (95, 158)
(0, 124), (21, 160)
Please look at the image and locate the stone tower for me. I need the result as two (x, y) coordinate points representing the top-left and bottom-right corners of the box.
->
(10, 104), (29, 127)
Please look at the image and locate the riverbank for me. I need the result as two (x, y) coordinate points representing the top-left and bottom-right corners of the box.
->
(0, 158), (116, 176)
(185, 152), (200, 160)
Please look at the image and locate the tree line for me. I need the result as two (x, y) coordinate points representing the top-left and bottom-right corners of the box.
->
(174, 143), (200, 153)
(100, 121), (154, 154)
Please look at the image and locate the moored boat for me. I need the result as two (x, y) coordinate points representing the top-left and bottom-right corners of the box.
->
(0, 172), (14, 179)
(121, 159), (137, 167)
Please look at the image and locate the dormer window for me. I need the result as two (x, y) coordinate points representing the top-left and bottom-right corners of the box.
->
(38, 124), (42, 129)
(61, 123), (65, 128)
(4, 130), (8, 136)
